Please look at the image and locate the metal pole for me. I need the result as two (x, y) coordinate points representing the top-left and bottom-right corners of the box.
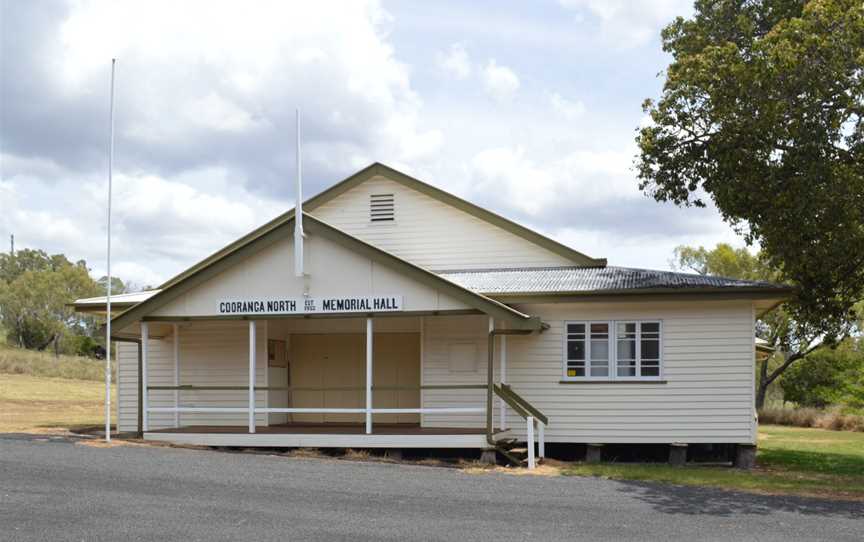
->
(249, 320), (256, 433)
(366, 317), (373, 434)
(105, 58), (116, 443)
(173, 323), (180, 428)
(141, 321), (149, 432)
(294, 109), (304, 277)
(527, 416), (535, 469)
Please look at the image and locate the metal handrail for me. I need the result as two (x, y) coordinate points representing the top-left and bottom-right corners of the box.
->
(147, 384), (486, 392)
(492, 385), (532, 420)
(497, 384), (548, 425)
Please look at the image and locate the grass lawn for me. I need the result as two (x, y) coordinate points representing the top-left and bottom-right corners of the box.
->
(0, 373), (114, 433)
(562, 425), (864, 501)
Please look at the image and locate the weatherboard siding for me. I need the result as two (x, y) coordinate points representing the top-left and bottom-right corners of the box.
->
(421, 315), (491, 428)
(420, 301), (756, 444)
(506, 300), (756, 444)
(116, 321), (268, 432)
(117, 341), (140, 432)
(311, 175), (574, 270)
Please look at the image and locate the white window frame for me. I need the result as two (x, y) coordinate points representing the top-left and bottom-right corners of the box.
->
(562, 320), (664, 382)
(563, 320), (612, 381)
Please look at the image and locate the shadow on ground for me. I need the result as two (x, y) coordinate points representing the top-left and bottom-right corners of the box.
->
(615, 479), (864, 519)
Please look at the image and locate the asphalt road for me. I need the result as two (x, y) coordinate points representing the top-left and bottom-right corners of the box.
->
(1, 434), (862, 541)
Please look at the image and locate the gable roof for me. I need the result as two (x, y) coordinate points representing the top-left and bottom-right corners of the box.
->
(110, 213), (543, 331)
(156, 162), (604, 292)
(438, 266), (793, 297)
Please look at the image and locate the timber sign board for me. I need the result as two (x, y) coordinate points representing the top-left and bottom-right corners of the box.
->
(217, 296), (403, 316)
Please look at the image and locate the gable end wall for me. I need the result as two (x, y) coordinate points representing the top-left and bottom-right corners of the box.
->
(311, 175), (574, 271)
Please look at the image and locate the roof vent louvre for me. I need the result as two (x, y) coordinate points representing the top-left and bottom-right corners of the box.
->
(370, 193), (395, 222)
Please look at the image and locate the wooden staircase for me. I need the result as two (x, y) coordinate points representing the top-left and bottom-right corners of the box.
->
(492, 384), (548, 467)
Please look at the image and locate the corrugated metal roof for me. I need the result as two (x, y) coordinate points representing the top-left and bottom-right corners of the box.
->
(74, 290), (161, 306)
(437, 266), (787, 295)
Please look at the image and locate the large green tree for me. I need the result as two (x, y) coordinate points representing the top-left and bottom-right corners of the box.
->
(637, 1), (864, 344)
(780, 339), (864, 408)
(0, 250), (102, 353)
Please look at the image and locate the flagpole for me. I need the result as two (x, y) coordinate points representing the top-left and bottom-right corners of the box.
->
(294, 108), (304, 277)
(105, 58), (116, 443)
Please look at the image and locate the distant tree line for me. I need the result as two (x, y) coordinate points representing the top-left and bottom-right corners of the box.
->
(0, 248), (139, 358)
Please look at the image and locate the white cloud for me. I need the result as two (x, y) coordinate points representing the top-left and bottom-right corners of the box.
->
(1, 163), (284, 286)
(436, 43), (471, 79)
(469, 145), (636, 215)
(47, 0), (440, 175)
(555, 222), (745, 271)
(558, 0), (692, 48)
(2, 0), (739, 282)
(550, 92), (586, 119)
(482, 59), (520, 102)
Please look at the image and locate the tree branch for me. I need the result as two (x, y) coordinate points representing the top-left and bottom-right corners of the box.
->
(764, 342), (823, 387)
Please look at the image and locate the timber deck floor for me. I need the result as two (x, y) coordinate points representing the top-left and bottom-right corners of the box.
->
(151, 423), (486, 435)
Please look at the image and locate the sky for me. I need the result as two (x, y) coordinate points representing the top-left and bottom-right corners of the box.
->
(0, 0), (746, 288)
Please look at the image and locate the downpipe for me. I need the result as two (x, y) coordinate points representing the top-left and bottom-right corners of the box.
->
(487, 329), (533, 447)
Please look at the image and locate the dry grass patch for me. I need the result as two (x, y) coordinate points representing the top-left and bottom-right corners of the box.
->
(0, 373), (114, 433)
(0, 344), (107, 381)
(342, 448), (371, 460)
(464, 458), (566, 476)
(759, 407), (864, 432)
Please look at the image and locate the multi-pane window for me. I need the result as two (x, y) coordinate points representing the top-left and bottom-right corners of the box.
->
(565, 320), (662, 380)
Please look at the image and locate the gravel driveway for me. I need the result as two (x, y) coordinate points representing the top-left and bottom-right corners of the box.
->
(1, 434), (861, 541)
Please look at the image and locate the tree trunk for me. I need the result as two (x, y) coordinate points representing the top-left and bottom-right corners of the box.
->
(755, 381), (768, 411)
(37, 333), (56, 351)
(755, 356), (770, 411)
(53, 335), (60, 359)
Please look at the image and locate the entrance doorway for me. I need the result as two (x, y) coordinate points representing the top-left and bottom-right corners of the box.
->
(289, 332), (420, 424)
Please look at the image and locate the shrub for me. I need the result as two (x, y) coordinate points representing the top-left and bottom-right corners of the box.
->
(758, 407), (864, 432)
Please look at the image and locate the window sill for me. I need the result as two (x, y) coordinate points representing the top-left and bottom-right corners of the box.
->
(559, 380), (668, 385)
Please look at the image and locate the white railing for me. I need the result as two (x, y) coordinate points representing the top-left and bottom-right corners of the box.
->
(524, 416), (546, 469)
(147, 406), (484, 415)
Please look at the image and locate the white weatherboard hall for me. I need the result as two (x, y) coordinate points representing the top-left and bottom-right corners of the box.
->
(75, 163), (789, 466)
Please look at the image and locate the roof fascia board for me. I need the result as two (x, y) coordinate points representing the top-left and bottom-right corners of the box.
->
(494, 289), (792, 304)
(143, 309), (484, 322)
